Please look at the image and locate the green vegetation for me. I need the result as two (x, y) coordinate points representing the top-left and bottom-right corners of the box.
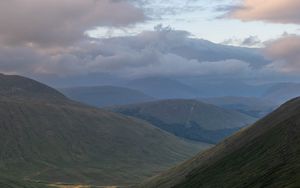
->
(138, 98), (300, 188)
(109, 99), (256, 143)
(0, 74), (208, 186)
(0, 175), (49, 188)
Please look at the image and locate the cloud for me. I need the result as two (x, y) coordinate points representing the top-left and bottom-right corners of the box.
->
(130, 0), (204, 20)
(230, 0), (300, 24)
(0, 0), (145, 47)
(223, 36), (262, 47)
(0, 27), (269, 81)
(264, 35), (300, 74)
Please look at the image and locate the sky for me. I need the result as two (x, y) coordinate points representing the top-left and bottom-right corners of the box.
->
(89, 0), (300, 44)
(0, 0), (300, 86)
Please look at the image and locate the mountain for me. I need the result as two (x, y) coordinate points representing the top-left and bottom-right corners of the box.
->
(138, 97), (300, 188)
(180, 79), (273, 98)
(60, 86), (154, 107)
(0, 74), (208, 187)
(199, 96), (276, 118)
(125, 77), (199, 99)
(109, 99), (256, 144)
(263, 83), (300, 104)
(0, 73), (67, 102)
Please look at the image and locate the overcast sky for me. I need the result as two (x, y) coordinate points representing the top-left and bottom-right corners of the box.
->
(0, 0), (300, 85)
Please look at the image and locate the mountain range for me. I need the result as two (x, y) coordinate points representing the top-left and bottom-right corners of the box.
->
(109, 99), (256, 144)
(199, 96), (276, 118)
(263, 83), (300, 105)
(60, 86), (154, 107)
(138, 97), (300, 188)
(0, 74), (208, 187)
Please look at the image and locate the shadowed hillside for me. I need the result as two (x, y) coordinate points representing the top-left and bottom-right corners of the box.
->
(138, 97), (300, 188)
(109, 99), (256, 144)
(0, 74), (208, 186)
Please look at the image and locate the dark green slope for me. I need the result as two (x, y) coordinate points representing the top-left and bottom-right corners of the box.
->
(60, 86), (154, 107)
(0, 74), (208, 186)
(0, 73), (66, 102)
(138, 97), (300, 188)
(109, 99), (256, 144)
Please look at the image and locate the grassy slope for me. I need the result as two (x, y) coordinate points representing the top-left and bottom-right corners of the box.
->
(109, 99), (256, 143)
(139, 97), (300, 188)
(0, 74), (208, 186)
(0, 175), (49, 188)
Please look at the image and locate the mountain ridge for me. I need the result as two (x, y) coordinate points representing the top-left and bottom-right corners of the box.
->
(0, 74), (207, 186)
(137, 97), (300, 188)
(109, 99), (256, 143)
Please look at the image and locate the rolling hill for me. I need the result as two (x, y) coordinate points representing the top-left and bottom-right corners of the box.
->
(109, 99), (256, 144)
(138, 97), (300, 188)
(0, 74), (208, 187)
(60, 86), (154, 107)
(199, 96), (276, 118)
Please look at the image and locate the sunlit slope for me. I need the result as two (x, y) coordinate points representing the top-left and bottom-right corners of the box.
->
(139, 97), (300, 188)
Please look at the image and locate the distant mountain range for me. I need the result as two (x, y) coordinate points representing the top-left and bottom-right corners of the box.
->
(199, 96), (276, 118)
(138, 97), (300, 188)
(263, 83), (300, 104)
(109, 99), (256, 144)
(0, 74), (208, 187)
(125, 77), (199, 99)
(60, 86), (154, 107)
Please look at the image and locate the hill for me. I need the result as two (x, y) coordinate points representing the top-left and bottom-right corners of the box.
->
(109, 99), (256, 144)
(138, 97), (300, 188)
(60, 86), (154, 107)
(0, 73), (67, 102)
(199, 96), (276, 118)
(125, 77), (199, 99)
(263, 83), (300, 104)
(0, 74), (208, 186)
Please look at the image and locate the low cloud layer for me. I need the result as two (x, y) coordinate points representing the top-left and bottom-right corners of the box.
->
(230, 0), (300, 24)
(264, 35), (300, 74)
(0, 0), (145, 47)
(0, 27), (272, 82)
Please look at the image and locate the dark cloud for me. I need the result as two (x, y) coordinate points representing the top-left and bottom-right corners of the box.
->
(0, 0), (145, 47)
(0, 27), (271, 81)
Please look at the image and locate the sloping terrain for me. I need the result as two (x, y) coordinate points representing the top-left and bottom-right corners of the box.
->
(200, 96), (276, 118)
(109, 99), (256, 144)
(138, 97), (300, 188)
(60, 86), (154, 107)
(0, 74), (207, 186)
